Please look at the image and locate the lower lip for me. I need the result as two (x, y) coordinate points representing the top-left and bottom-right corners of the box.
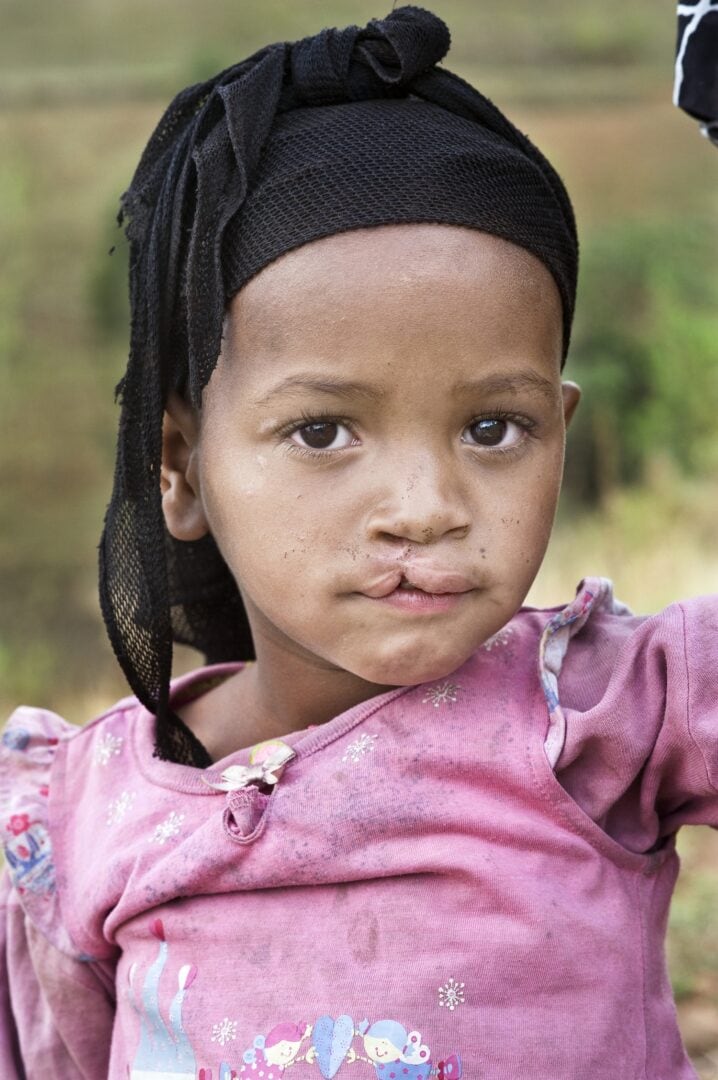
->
(362, 587), (470, 613)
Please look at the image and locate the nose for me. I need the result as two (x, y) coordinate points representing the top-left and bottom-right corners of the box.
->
(365, 449), (471, 545)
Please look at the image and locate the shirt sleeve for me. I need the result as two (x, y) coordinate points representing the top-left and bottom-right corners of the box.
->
(652, 596), (718, 835)
(0, 873), (116, 1079)
(0, 707), (117, 1077)
(550, 589), (718, 853)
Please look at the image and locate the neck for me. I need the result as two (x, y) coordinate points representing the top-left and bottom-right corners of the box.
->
(176, 639), (395, 763)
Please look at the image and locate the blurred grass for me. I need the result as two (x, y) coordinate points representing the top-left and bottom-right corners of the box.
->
(0, 0), (675, 107)
(671, 828), (718, 1080)
(0, 1), (717, 1068)
(529, 468), (718, 613)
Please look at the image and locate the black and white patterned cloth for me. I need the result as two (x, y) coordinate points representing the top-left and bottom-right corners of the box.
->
(675, 1), (718, 144)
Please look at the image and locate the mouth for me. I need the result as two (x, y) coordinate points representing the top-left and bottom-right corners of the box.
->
(357, 563), (476, 613)
(361, 564), (476, 599)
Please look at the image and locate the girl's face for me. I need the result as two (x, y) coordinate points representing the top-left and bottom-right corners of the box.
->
(364, 1034), (403, 1062)
(164, 225), (579, 688)
(264, 1038), (301, 1065)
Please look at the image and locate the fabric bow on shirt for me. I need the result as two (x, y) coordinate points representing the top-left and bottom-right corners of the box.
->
(203, 743), (296, 791)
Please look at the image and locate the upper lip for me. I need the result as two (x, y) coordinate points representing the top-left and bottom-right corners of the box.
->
(360, 563), (476, 598)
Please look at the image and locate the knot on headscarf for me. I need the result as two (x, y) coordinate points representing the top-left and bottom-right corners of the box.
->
(288, 6), (450, 106)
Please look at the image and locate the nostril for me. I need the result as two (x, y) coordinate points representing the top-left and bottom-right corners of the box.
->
(377, 529), (414, 547)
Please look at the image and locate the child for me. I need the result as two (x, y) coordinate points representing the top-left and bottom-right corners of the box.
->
(1, 7), (715, 1078)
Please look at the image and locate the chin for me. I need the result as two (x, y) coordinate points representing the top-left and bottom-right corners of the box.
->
(351, 640), (476, 688)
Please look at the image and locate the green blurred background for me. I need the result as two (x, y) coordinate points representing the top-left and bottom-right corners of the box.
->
(1, 1), (717, 1070)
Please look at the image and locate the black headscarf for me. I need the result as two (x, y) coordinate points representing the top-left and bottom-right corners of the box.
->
(99, 6), (578, 764)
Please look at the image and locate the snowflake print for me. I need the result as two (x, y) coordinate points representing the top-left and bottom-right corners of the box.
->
(151, 811), (185, 845)
(211, 1017), (238, 1046)
(106, 790), (136, 826)
(94, 732), (124, 766)
(422, 682), (460, 708)
(438, 977), (465, 1011)
(482, 626), (515, 652)
(342, 733), (378, 763)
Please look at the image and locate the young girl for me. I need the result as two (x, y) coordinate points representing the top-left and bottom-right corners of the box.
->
(1, 7), (715, 1078)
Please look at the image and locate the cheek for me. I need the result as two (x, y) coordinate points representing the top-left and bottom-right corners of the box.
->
(482, 455), (563, 562)
(201, 453), (344, 580)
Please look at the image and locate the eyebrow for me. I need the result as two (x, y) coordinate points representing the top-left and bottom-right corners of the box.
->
(252, 375), (386, 407)
(252, 368), (558, 408)
(452, 371), (559, 401)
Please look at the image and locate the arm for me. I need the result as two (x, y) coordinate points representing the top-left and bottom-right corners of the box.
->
(1, 869), (117, 1079)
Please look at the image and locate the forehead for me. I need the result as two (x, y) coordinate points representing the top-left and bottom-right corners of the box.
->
(219, 224), (563, 385)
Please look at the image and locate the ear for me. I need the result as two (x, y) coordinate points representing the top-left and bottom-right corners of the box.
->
(161, 391), (210, 541)
(561, 381), (581, 430)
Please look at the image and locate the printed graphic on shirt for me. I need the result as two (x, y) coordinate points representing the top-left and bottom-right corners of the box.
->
(437, 979), (465, 1011)
(212, 1017), (239, 1047)
(238, 1017), (462, 1080)
(4, 811), (55, 895)
(107, 788), (137, 825)
(481, 625), (515, 652)
(151, 811), (186, 845)
(127, 924), (462, 1080)
(128, 920), (198, 1080)
(342, 733), (379, 763)
(421, 683), (461, 708)
(240, 1021), (313, 1077)
(93, 731), (124, 765)
(1, 725), (31, 751)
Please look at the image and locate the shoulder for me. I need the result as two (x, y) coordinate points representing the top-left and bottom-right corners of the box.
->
(535, 584), (718, 846)
(571, 587), (718, 678)
(0, 694), (144, 957)
(519, 578), (718, 725)
(0, 706), (75, 916)
(0, 692), (147, 796)
(523, 576), (717, 663)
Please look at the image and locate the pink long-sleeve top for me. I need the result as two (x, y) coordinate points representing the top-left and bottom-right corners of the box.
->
(1, 579), (716, 1079)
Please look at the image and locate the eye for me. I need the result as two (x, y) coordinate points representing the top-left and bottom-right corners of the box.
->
(461, 416), (527, 449)
(289, 420), (356, 451)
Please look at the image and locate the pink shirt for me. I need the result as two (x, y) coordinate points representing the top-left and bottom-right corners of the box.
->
(1, 579), (716, 1079)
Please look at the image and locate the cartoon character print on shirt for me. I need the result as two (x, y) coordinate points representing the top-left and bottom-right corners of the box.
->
(309, 1016), (461, 1080)
(357, 1020), (431, 1079)
(234, 1017), (461, 1080)
(239, 1022), (313, 1078)
(354, 1020), (460, 1080)
(127, 919), (198, 1080)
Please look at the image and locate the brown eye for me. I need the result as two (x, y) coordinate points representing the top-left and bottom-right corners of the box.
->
(467, 419), (507, 446)
(462, 416), (526, 450)
(290, 421), (355, 451)
(299, 422), (338, 448)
